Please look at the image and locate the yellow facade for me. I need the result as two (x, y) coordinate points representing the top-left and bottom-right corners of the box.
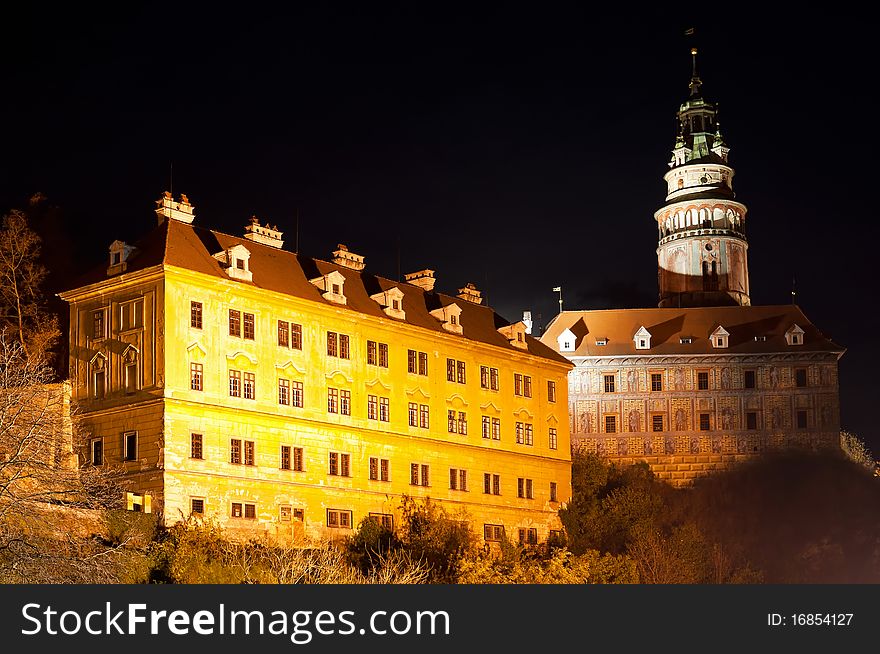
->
(61, 206), (571, 544)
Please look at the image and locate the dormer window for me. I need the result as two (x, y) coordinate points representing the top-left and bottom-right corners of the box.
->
(498, 322), (528, 350)
(680, 336), (693, 344)
(754, 335), (767, 342)
(213, 244), (253, 282)
(430, 303), (463, 335)
(595, 338), (608, 346)
(107, 240), (136, 275)
(557, 328), (576, 353)
(633, 326), (652, 350)
(710, 326), (730, 349)
(785, 324), (805, 346)
(310, 270), (347, 306)
(370, 287), (405, 320)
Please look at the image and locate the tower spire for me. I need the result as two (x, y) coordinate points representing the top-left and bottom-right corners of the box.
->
(689, 47), (702, 97)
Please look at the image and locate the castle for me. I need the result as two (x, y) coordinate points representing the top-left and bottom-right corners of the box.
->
(59, 198), (572, 543)
(539, 50), (844, 484)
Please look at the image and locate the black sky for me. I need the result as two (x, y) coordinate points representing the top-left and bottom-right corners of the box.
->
(2, 7), (877, 450)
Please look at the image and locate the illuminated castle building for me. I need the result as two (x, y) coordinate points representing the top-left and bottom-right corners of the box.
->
(59, 196), (572, 543)
(540, 50), (844, 484)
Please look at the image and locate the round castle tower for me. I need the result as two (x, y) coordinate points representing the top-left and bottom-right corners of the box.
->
(656, 48), (750, 308)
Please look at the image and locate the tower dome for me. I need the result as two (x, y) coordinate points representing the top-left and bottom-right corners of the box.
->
(655, 48), (750, 308)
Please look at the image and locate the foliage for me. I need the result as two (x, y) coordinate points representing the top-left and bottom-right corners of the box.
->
(458, 546), (638, 584)
(840, 430), (875, 471)
(149, 518), (430, 584)
(395, 495), (477, 582)
(0, 197), (60, 364)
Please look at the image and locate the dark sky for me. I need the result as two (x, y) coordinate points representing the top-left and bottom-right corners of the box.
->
(2, 7), (876, 450)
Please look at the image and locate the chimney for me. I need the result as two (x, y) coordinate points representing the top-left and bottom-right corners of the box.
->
(244, 215), (284, 249)
(331, 244), (365, 271)
(522, 311), (533, 335)
(155, 192), (195, 225)
(404, 269), (436, 292)
(457, 282), (483, 305)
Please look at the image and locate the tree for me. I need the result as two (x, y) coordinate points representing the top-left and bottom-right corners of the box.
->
(840, 430), (875, 471)
(0, 196), (60, 364)
(0, 331), (131, 582)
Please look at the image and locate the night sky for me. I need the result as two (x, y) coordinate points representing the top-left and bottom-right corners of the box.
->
(2, 8), (876, 450)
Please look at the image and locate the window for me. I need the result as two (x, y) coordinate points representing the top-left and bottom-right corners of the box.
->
(514, 373), (522, 396)
(697, 371), (709, 390)
(447, 358), (466, 383)
(369, 513), (394, 531)
(367, 340), (377, 365)
(191, 433), (203, 459)
(93, 369), (106, 399)
(278, 320), (289, 347)
(229, 309), (241, 337)
(291, 381), (304, 408)
(408, 350), (428, 375)
(340, 334), (350, 359)
(229, 370), (241, 397)
(329, 452), (351, 477)
(548, 380), (557, 403)
(124, 431), (137, 461)
(408, 402), (418, 427)
(419, 404), (429, 429)
(410, 463), (430, 487)
(604, 374), (615, 393)
(457, 411), (467, 435)
(481, 366), (490, 389)
(340, 390), (351, 416)
(368, 395), (378, 420)
(450, 468), (468, 491)
(327, 509), (352, 529)
(279, 378), (290, 405)
(484, 524), (504, 542)
(279, 505), (292, 522)
(652, 415), (664, 432)
(480, 366), (500, 390)
(746, 412), (758, 430)
(124, 353), (139, 394)
(92, 309), (107, 339)
(369, 457), (390, 481)
(328, 388), (339, 413)
(744, 370), (756, 389)
(190, 363), (203, 391)
(525, 424), (533, 446)
(243, 313), (255, 340)
(549, 427), (558, 450)
(190, 302), (203, 329)
(517, 477), (534, 499)
(91, 438), (103, 466)
(518, 528), (538, 546)
(524, 376), (532, 398)
(281, 445), (304, 471)
(244, 440), (255, 466)
(191, 498), (205, 515)
(231, 502), (256, 519)
(491, 417), (501, 440)
(379, 397), (389, 422)
(482, 416), (491, 439)
(243, 372), (255, 400)
(490, 367), (499, 391)
(516, 421), (524, 444)
(651, 373), (663, 392)
(605, 415), (617, 433)
(795, 368), (808, 388)
(327, 331), (338, 357)
(797, 410), (808, 430)
(290, 323), (302, 349)
(230, 439), (242, 464)
(119, 299), (144, 331)
(366, 341), (389, 367)
(448, 409), (457, 433)
(483, 473), (501, 495)
(550, 481), (558, 502)
(699, 413), (710, 431)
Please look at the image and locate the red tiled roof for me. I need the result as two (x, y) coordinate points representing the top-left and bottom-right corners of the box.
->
(63, 219), (570, 366)
(540, 305), (844, 357)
